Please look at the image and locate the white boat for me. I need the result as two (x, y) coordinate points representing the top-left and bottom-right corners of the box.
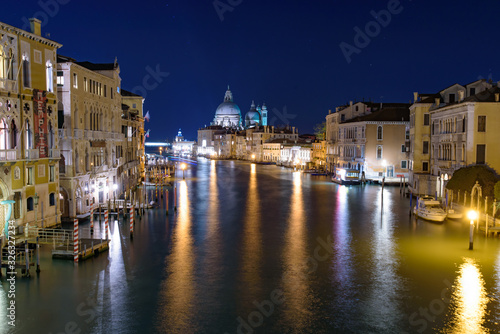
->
(446, 208), (463, 220)
(414, 196), (447, 222)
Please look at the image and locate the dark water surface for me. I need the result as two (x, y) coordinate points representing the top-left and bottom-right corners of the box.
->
(3, 158), (500, 333)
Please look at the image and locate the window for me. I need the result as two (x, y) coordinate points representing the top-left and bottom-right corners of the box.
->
(470, 88), (476, 96)
(49, 193), (55, 206)
(57, 71), (64, 86)
(423, 113), (430, 126)
(449, 93), (455, 103)
(110, 87), (113, 99)
(478, 116), (486, 132)
(476, 144), (485, 164)
(27, 197), (34, 211)
(423, 141), (429, 154)
(377, 126), (383, 140)
(376, 145), (382, 159)
(401, 144), (406, 153)
(104, 85), (107, 97)
(14, 192), (21, 219)
(340, 114), (345, 122)
(401, 160), (407, 169)
(355, 106), (359, 111)
(22, 53), (30, 88)
(49, 165), (55, 182)
(132, 103), (137, 108)
(27, 167), (33, 185)
(73, 73), (78, 88)
(422, 161), (429, 172)
(84, 77), (88, 92)
(46, 61), (53, 92)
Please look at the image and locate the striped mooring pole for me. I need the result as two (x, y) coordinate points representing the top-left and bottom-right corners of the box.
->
(73, 219), (79, 263)
(130, 207), (134, 239)
(90, 203), (94, 233)
(104, 210), (109, 240)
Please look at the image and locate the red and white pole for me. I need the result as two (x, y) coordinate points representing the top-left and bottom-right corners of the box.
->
(73, 219), (79, 263)
(130, 207), (134, 239)
(104, 210), (109, 240)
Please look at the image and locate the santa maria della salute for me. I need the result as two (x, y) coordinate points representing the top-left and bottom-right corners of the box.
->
(212, 86), (268, 129)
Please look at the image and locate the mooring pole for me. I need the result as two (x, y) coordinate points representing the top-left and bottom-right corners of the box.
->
(36, 236), (40, 273)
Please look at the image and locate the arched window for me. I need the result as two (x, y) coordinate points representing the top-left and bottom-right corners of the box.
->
(46, 60), (53, 92)
(25, 120), (32, 150)
(27, 197), (34, 211)
(48, 121), (54, 150)
(10, 120), (17, 149)
(22, 53), (30, 88)
(0, 118), (7, 150)
(377, 126), (383, 140)
(376, 145), (382, 159)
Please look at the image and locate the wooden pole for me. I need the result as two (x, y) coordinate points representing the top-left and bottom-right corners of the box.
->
(485, 196), (489, 236)
(36, 236), (40, 273)
(166, 189), (169, 215)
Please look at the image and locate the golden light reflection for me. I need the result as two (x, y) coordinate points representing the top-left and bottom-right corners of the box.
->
(204, 161), (222, 280)
(241, 161), (262, 298)
(446, 258), (489, 334)
(283, 171), (309, 329)
(159, 181), (194, 332)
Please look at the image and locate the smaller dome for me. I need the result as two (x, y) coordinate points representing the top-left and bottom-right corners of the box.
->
(245, 101), (261, 127)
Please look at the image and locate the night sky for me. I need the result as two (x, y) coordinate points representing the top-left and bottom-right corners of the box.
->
(4, 0), (500, 141)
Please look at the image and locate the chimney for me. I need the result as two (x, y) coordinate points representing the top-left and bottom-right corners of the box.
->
(435, 98), (440, 106)
(495, 93), (499, 102)
(349, 101), (353, 108)
(328, 109), (332, 114)
(29, 18), (41, 36)
(335, 107), (339, 112)
(292, 126), (295, 134)
(413, 92), (419, 103)
(458, 90), (464, 101)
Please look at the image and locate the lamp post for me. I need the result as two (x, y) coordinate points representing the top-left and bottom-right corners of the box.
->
(181, 163), (186, 180)
(34, 193), (39, 227)
(468, 210), (477, 250)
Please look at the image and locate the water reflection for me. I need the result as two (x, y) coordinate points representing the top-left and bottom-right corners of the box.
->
(109, 220), (129, 332)
(158, 181), (195, 332)
(364, 189), (403, 331)
(282, 171), (309, 330)
(445, 258), (490, 333)
(241, 163), (262, 298)
(330, 185), (355, 325)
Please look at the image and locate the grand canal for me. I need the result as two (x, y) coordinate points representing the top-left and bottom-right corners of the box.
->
(2, 158), (500, 333)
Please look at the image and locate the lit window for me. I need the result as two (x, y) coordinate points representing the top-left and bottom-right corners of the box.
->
(376, 145), (382, 159)
(22, 53), (30, 88)
(57, 71), (64, 86)
(49, 165), (55, 182)
(73, 73), (78, 88)
(27, 167), (33, 185)
(46, 60), (53, 92)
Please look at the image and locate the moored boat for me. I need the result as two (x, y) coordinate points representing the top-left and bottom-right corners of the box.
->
(414, 196), (447, 222)
(446, 208), (463, 220)
(332, 168), (360, 185)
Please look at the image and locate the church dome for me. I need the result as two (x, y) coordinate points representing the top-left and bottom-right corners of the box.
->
(213, 86), (242, 128)
(245, 101), (261, 128)
(215, 101), (242, 116)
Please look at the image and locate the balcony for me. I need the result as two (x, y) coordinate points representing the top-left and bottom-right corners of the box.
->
(48, 149), (60, 158)
(0, 78), (18, 93)
(0, 149), (18, 161)
(25, 149), (39, 160)
(74, 129), (84, 139)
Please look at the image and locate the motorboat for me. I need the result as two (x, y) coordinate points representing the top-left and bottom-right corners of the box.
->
(414, 196), (447, 222)
(332, 168), (360, 185)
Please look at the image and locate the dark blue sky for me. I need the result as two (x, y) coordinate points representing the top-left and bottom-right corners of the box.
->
(4, 0), (499, 141)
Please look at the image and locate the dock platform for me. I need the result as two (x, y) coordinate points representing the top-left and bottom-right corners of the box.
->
(52, 238), (110, 260)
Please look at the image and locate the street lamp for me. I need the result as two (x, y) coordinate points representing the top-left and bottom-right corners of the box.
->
(181, 163), (186, 179)
(468, 210), (477, 250)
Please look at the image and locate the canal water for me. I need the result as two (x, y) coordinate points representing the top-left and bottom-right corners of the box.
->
(2, 158), (500, 333)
